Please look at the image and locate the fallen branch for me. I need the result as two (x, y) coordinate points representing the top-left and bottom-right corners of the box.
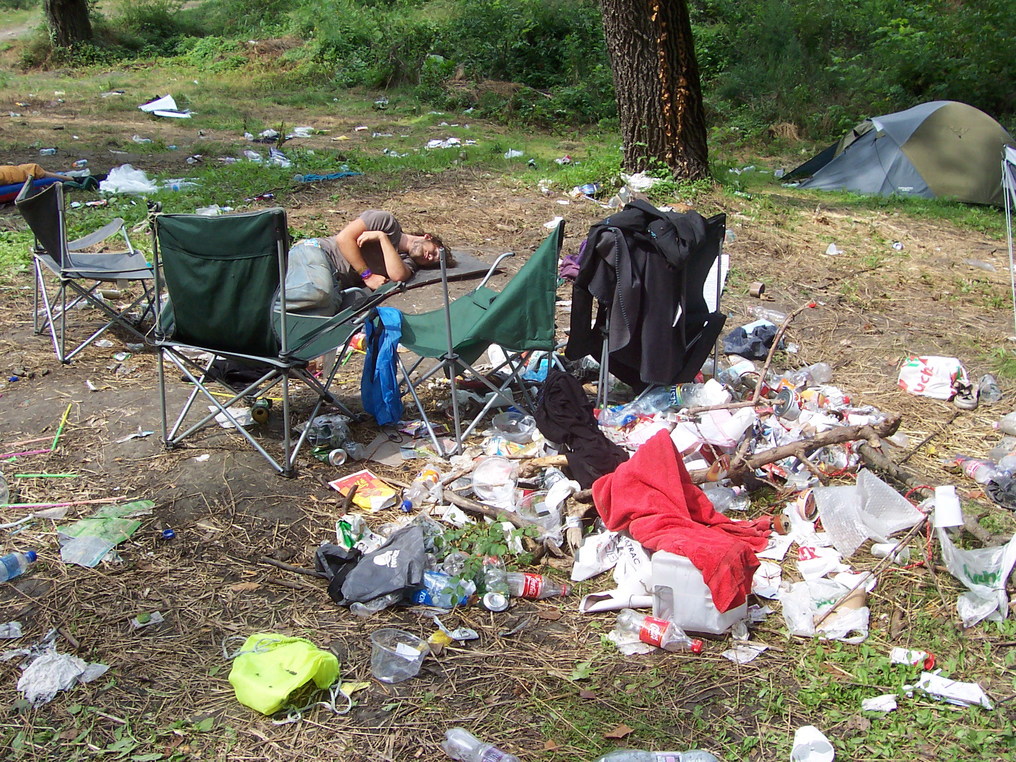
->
(258, 555), (327, 578)
(686, 414), (902, 484)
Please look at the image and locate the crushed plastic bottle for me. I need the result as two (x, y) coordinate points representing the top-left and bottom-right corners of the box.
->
(350, 591), (401, 617)
(410, 570), (476, 608)
(612, 609), (703, 653)
(978, 374), (1003, 405)
(442, 728), (519, 762)
(404, 464), (442, 508)
(701, 484), (750, 513)
(631, 386), (675, 415)
(480, 556), (511, 612)
(746, 305), (787, 324)
(593, 750), (720, 762)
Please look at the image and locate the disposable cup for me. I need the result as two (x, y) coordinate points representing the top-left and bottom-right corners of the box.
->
(933, 485), (963, 528)
(370, 628), (428, 683)
(790, 725), (834, 762)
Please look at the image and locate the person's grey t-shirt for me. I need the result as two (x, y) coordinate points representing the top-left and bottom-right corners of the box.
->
(318, 210), (417, 286)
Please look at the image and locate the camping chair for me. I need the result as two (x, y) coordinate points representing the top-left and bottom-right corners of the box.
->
(565, 205), (728, 409)
(398, 221), (564, 455)
(1004, 146), (1016, 338)
(15, 176), (155, 363)
(151, 207), (401, 476)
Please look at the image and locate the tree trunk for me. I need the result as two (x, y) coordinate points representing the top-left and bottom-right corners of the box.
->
(599, 0), (709, 180)
(44, 0), (92, 48)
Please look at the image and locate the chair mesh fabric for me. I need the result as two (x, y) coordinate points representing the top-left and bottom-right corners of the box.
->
(15, 180), (68, 265)
(156, 209), (288, 358)
(400, 223), (562, 365)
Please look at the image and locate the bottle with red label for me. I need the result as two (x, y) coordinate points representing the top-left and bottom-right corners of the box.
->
(505, 572), (569, 599)
(614, 609), (703, 653)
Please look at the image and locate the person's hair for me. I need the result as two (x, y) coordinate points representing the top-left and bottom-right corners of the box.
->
(412, 231), (456, 268)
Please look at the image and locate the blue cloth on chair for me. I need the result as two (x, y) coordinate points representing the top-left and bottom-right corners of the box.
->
(361, 307), (404, 426)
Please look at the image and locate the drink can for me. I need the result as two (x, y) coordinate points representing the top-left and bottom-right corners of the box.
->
(328, 448), (347, 466)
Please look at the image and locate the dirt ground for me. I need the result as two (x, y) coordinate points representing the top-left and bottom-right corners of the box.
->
(3, 58), (1016, 761)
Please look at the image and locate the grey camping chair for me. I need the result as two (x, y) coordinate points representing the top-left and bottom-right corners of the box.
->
(15, 176), (155, 362)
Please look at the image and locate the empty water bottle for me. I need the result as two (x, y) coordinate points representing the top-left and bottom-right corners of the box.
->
(442, 728), (518, 762)
(701, 484), (750, 513)
(506, 572), (569, 599)
(612, 609), (703, 653)
(410, 570), (475, 608)
(746, 305), (787, 324)
(480, 556), (511, 612)
(593, 750), (720, 762)
(951, 455), (998, 484)
(999, 413), (1016, 437)
(1, 551), (37, 583)
(979, 374), (1003, 404)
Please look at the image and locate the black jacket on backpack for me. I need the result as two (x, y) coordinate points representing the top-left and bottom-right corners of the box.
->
(565, 199), (727, 390)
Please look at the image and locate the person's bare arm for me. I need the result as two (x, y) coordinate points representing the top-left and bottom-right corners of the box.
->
(334, 218), (387, 290)
(356, 229), (412, 282)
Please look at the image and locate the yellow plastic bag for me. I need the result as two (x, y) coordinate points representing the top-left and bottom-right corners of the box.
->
(227, 633), (339, 715)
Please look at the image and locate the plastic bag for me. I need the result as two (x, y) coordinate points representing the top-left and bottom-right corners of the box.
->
(780, 578), (869, 644)
(938, 527), (1016, 626)
(99, 164), (158, 194)
(897, 355), (968, 400)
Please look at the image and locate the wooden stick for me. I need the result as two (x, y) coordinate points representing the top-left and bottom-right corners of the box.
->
(813, 516), (928, 630)
(258, 556), (328, 578)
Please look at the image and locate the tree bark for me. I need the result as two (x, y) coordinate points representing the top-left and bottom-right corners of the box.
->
(599, 0), (708, 180)
(44, 0), (92, 48)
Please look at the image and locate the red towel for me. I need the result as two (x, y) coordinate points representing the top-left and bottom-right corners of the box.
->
(592, 430), (771, 612)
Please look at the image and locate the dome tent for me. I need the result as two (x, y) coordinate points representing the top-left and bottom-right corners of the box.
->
(786, 101), (1015, 206)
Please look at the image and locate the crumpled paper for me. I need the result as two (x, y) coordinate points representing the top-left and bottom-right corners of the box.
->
(2, 630), (108, 706)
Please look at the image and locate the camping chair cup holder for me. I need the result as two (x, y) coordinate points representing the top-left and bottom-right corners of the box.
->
(15, 175), (156, 363)
(150, 206), (402, 476)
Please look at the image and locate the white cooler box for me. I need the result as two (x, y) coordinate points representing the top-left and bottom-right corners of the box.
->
(651, 550), (747, 635)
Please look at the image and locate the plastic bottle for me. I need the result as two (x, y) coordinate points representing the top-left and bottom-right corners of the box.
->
(39, 148), (57, 156)
(979, 374), (1003, 404)
(480, 556), (511, 612)
(597, 405), (638, 427)
(350, 591), (401, 617)
(404, 464), (442, 508)
(997, 413), (1016, 437)
(506, 572), (569, 599)
(409, 570), (476, 608)
(613, 609), (703, 653)
(746, 305), (787, 324)
(1, 551), (37, 583)
(442, 728), (519, 762)
(631, 386), (675, 415)
(701, 484), (750, 513)
(441, 550), (470, 577)
(670, 383), (708, 409)
(951, 455), (998, 484)
(791, 362), (833, 387)
(593, 750), (720, 762)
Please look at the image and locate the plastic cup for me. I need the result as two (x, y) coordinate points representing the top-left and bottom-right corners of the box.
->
(790, 725), (834, 762)
(370, 628), (428, 683)
(491, 411), (536, 444)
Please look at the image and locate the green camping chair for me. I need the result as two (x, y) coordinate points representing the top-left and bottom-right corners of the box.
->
(399, 221), (564, 454)
(15, 176), (155, 363)
(151, 207), (401, 475)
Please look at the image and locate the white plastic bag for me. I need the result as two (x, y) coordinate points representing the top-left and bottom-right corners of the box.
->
(938, 528), (1016, 626)
(99, 164), (158, 194)
(897, 355), (967, 400)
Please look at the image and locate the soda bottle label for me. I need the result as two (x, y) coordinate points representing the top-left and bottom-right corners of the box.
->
(480, 750), (513, 762)
(519, 573), (543, 598)
(638, 615), (670, 647)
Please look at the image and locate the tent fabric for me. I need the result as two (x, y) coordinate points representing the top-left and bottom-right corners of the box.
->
(789, 101), (1015, 206)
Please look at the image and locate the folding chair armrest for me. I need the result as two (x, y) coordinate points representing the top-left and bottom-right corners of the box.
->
(68, 218), (127, 251)
(475, 251), (515, 291)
